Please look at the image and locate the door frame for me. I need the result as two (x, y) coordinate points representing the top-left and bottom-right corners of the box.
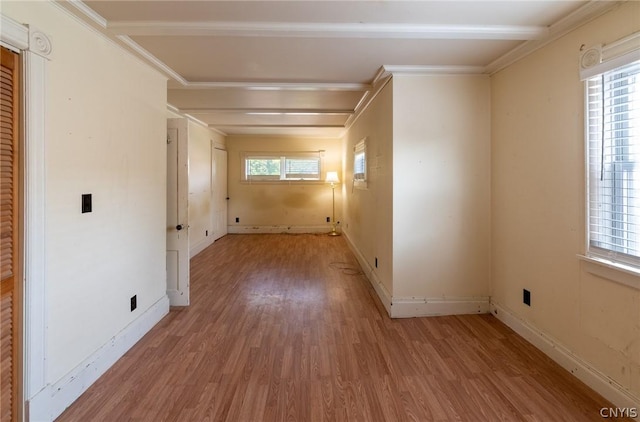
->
(1, 15), (52, 419)
(212, 147), (228, 241)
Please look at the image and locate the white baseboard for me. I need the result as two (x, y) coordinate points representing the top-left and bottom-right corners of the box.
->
(343, 230), (489, 319)
(227, 225), (330, 234)
(391, 296), (490, 318)
(492, 302), (640, 418)
(342, 230), (392, 315)
(190, 236), (214, 258)
(27, 295), (170, 422)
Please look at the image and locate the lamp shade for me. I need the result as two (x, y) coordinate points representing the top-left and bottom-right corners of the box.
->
(325, 171), (340, 183)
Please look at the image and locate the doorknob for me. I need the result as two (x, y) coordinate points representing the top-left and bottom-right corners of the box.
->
(176, 224), (184, 231)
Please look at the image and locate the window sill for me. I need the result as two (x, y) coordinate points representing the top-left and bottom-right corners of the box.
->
(577, 254), (640, 291)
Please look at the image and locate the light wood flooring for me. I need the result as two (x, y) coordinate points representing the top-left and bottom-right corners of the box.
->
(57, 234), (620, 421)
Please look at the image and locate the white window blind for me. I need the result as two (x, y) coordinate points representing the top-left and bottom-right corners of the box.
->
(284, 157), (320, 179)
(353, 138), (367, 188)
(587, 59), (640, 265)
(354, 151), (365, 179)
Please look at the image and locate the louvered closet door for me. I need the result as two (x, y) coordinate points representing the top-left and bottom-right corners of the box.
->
(1, 46), (20, 422)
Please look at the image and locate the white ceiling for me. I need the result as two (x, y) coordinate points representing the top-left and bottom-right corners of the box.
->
(61, 0), (616, 137)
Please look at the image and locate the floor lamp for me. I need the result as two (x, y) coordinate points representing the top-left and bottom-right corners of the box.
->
(326, 171), (340, 236)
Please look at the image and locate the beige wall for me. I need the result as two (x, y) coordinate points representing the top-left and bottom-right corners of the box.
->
(226, 135), (342, 232)
(343, 81), (394, 296)
(187, 120), (226, 256)
(491, 1), (640, 400)
(393, 74), (491, 300)
(2, 0), (168, 384)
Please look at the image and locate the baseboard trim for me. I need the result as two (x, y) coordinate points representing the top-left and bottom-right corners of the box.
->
(342, 231), (491, 319)
(391, 296), (490, 318)
(492, 302), (640, 417)
(342, 230), (392, 315)
(190, 236), (213, 258)
(27, 295), (170, 422)
(228, 225), (331, 234)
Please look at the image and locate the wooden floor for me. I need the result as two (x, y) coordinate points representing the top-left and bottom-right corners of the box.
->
(57, 234), (618, 421)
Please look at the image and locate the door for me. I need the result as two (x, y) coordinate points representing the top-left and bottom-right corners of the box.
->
(166, 118), (189, 306)
(1, 46), (21, 422)
(212, 148), (228, 241)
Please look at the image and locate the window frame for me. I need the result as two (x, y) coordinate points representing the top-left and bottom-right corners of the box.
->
(241, 151), (324, 183)
(583, 39), (640, 270)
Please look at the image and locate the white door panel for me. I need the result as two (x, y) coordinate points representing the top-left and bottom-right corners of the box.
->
(166, 120), (189, 306)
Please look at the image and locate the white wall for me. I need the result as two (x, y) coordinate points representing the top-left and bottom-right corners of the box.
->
(226, 135), (342, 233)
(2, 1), (169, 419)
(342, 81), (394, 299)
(187, 120), (226, 257)
(343, 75), (491, 316)
(392, 74), (491, 302)
(491, 1), (640, 402)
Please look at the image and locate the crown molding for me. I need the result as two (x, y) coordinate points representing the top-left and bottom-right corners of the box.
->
(52, 1), (170, 81)
(63, 0), (107, 28)
(344, 71), (390, 130)
(345, 63), (487, 131)
(485, 0), (623, 74)
(115, 35), (187, 84)
(108, 21), (547, 41)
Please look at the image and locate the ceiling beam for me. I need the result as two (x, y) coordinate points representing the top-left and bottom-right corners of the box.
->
(178, 81), (370, 91)
(108, 21), (548, 41)
(182, 108), (353, 115)
(213, 124), (346, 128)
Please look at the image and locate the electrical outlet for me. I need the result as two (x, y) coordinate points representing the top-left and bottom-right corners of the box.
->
(235, 217), (240, 223)
(82, 194), (92, 213)
(130, 295), (137, 312)
(326, 216), (330, 223)
(206, 230), (208, 236)
(523, 289), (531, 306)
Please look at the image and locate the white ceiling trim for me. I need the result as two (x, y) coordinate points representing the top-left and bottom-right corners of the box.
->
(116, 35), (187, 84)
(382, 65), (487, 75)
(485, 0), (622, 74)
(180, 81), (369, 91)
(167, 103), (223, 131)
(108, 21), (548, 41)
(183, 109), (353, 115)
(215, 124), (345, 128)
(344, 73), (390, 129)
(63, 0), (108, 28)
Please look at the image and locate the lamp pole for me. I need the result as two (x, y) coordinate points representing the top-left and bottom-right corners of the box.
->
(329, 181), (339, 236)
(326, 171), (340, 236)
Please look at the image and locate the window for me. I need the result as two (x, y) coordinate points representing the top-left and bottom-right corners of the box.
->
(353, 138), (367, 189)
(243, 152), (322, 181)
(586, 57), (640, 267)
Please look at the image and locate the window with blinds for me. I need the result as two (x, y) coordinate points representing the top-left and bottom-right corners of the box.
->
(243, 152), (322, 181)
(587, 59), (640, 266)
(353, 138), (367, 189)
